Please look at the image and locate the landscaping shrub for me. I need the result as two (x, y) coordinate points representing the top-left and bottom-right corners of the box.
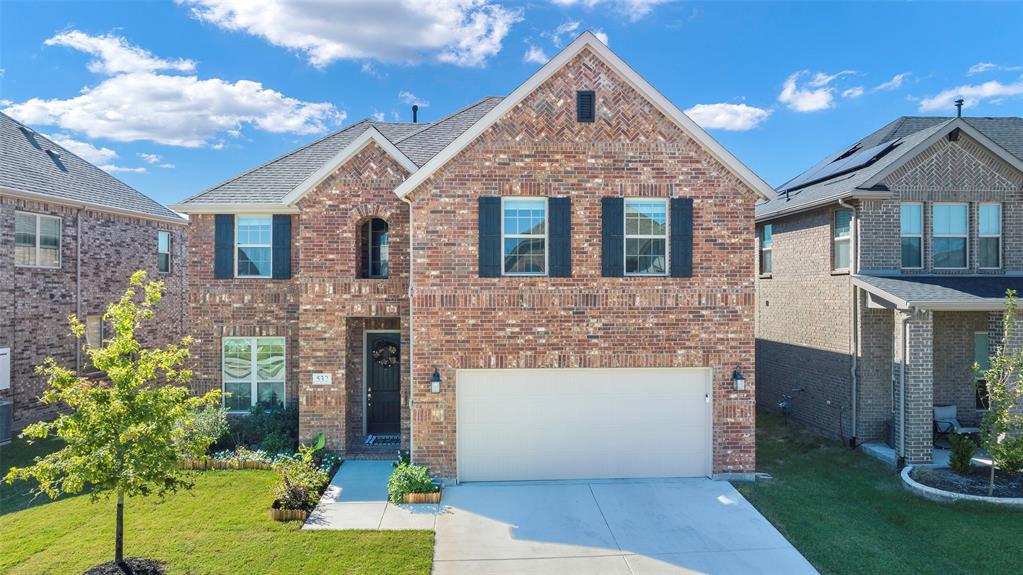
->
(216, 403), (299, 453)
(387, 463), (437, 504)
(949, 433), (977, 476)
(271, 445), (330, 511)
(177, 405), (229, 455)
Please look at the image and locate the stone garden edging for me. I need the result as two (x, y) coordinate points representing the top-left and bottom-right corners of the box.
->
(901, 466), (1023, 508)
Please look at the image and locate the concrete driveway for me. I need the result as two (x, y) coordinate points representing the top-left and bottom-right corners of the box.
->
(434, 478), (817, 575)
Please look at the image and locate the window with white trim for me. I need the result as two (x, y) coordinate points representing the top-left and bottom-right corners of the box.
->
(236, 215), (272, 278)
(222, 337), (285, 412)
(502, 198), (547, 275)
(932, 203), (968, 269)
(15, 212), (61, 268)
(979, 203), (1001, 269)
(85, 314), (105, 349)
(900, 203), (922, 269)
(157, 231), (171, 273)
(833, 208), (852, 271)
(760, 224), (773, 275)
(625, 198), (668, 276)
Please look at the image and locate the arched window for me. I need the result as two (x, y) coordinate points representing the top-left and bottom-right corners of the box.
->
(360, 218), (389, 278)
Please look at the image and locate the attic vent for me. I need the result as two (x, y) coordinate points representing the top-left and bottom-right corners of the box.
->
(576, 90), (595, 123)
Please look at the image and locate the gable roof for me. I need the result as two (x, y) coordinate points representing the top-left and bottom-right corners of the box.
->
(172, 96), (503, 211)
(0, 111), (184, 223)
(757, 116), (1023, 222)
(393, 32), (773, 201)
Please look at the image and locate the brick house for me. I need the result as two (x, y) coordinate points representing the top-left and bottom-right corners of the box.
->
(755, 115), (1023, 465)
(171, 33), (770, 481)
(0, 111), (188, 435)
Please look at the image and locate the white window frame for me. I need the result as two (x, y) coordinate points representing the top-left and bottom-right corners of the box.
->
(624, 197), (670, 277)
(234, 215), (273, 279)
(832, 208), (853, 272)
(367, 218), (389, 279)
(978, 202), (1001, 270)
(221, 336), (286, 413)
(899, 202), (923, 269)
(14, 211), (61, 269)
(932, 202), (969, 270)
(501, 197), (548, 276)
(760, 224), (773, 275)
(157, 231), (172, 274)
(85, 314), (105, 349)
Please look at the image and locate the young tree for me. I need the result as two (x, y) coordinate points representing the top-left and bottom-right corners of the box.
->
(977, 290), (1023, 495)
(4, 271), (220, 570)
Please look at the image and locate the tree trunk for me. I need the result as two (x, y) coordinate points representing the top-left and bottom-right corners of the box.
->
(116, 490), (125, 566)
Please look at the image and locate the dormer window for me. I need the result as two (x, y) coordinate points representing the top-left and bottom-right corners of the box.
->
(576, 90), (595, 123)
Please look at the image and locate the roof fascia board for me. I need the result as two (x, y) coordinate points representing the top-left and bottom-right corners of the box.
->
(914, 300), (1008, 312)
(393, 31), (772, 201)
(282, 127), (418, 206)
(850, 276), (911, 309)
(167, 203), (300, 215)
(755, 189), (891, 223)
(2, 186), (187, 225)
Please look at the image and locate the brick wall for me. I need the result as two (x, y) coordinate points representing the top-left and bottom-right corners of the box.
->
(0, 195), (187, 430)
(932, 311), (988, 426)
(406, 47), (758, 478)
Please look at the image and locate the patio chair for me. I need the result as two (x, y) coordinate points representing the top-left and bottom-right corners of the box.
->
(933, 405), (981, 446)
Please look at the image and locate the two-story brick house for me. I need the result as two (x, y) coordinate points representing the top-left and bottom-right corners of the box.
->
(172, 33), (771, 481)
(756, 115), (1023, 465)
(0, 111), (188, 436)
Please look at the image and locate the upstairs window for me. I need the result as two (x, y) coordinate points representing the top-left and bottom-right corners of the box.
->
(15, 212), (61, 268)
(502, 198), (547, 275)
(158, 231), (171, 273)
(625, 198), (668, 276)
(760, 224), (773, 275)
(576, 90), (595, 123)
(933, 203), (967, 269)
(833, 208), (853, 271)
(222, 337), (285, 412)
(236, 215), (272, 278)
(360, 218), (390, 278)
(979, 203), (1001, 269)
(900, 203), (922, 269)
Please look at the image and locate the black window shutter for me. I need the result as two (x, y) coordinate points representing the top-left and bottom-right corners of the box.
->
(670, 197), (693, 278)
(478, 197), (501, 277)
(214, 214), (234, 279)
(548, 197), (572, 277)
(577, 90), (595, 123)
(272, 214), (292, 280)
(601, 197), (624, 277)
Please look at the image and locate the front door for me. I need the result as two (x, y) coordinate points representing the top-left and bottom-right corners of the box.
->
(366, 332), (401, 435)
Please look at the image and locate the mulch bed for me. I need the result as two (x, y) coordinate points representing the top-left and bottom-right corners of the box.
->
(911, 466), (1023, 498)
(84, 558), (165, 575)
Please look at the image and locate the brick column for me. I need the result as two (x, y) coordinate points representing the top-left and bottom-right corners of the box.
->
(898, 310), (934, 464)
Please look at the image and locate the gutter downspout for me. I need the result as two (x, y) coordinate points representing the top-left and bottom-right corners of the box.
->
(75, 211), (82, 373)
(399, 193), (415, 465)
(839, 199), (858, 445)
(899, 313), (908, 465)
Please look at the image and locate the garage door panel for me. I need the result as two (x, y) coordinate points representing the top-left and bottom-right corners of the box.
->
(457, 368), (711, 481)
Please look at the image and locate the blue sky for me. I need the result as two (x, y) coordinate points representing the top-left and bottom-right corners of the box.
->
(2, 1), (1021, 206)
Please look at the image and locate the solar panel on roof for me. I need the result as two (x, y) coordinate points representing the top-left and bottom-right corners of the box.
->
(779, 139), (901, 193)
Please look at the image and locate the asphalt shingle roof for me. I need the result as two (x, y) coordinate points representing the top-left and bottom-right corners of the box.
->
(853, 274), (1023, 309)
(179, 96), (504, 206)
(0, 111), (182, 221)
(757, 116), (1023, 221)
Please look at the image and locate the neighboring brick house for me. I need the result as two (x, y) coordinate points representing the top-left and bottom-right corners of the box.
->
(755, 114), (1023, 465)
(0, 111), (188, 435)
(172, 33), (770, 481)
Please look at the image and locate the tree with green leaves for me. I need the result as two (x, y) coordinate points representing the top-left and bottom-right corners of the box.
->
(4, 271), (220, 571)
(977, 290), (1023, 496)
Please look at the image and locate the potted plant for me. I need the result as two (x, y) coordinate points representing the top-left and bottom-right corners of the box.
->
(388, 462), (441, 504)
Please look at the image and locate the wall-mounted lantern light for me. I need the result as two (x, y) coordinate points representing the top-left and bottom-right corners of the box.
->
(732, 367), (746, 391)
(431, 368), (442, 394)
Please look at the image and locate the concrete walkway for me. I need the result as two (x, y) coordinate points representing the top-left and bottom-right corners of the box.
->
(302, 460), (439, 530)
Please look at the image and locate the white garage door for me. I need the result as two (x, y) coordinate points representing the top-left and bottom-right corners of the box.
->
(456, 368), (712, 482)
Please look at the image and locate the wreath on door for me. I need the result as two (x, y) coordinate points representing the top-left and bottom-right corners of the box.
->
(371, 340), (400, 368)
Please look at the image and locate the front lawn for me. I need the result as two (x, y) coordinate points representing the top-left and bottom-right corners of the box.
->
(0, 438), (434, 574)
(737, 414), (1021, 575)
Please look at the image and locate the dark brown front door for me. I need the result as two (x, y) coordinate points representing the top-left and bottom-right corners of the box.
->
(366, 332), (401, 435)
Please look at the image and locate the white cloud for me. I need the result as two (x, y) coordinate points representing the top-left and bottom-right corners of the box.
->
(523, 44), (549, 65)
(398, 91), (429, 108)
(181, 0), (522, 68)
(919, 80), (1023, 112)
(46, 132), (118, 164)
(547, 21), (580, 48)
(551, 0), (667, 21)
(45, 30), (196, 75)
(138, 152), (175, 168)
(593, 29), (609, 45)
(778, 71), (839, 112)
(875, 72), (910, 91)
(101, 164), (147, 174)
(808, 70), (855, 87)
(684, 103), (771, 131)
(4, 30), (342, 147)
(968, 62), (1022, 75)
(842, 86), (865, 98)
(370, 111), (386, 122)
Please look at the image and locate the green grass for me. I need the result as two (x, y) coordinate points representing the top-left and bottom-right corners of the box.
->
(0, 438), (434, 574)
(737, 414), (1022, 575)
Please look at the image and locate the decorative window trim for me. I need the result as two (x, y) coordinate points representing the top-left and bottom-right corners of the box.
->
(760, 224), (773, 276)
(14, 211), (61, 269)
(932, 202), (969, 270)
(221, 336), (286, 413)
(157, 231), (172, 274)
(501, 197), (548, 276)
(978, 202), (1001, 270)
(832, 208), (853, 272)
(624, 197), (669, 277)
(234, 215), (273, 278)
(899, 202), (923, 270)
